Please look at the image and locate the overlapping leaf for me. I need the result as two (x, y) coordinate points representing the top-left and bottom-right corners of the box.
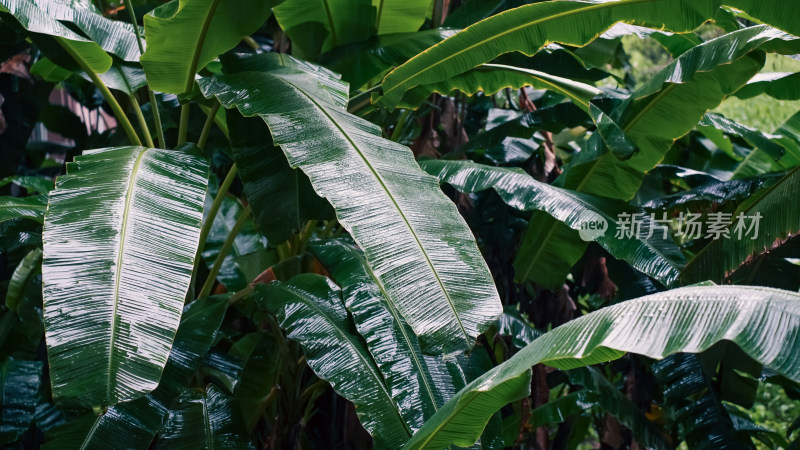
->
(0, 195), (46, 224)
(0, 358), (42, 443)
(272, 0), (373, 58)
(199, 52), (502, 355)
(42, 146), (209, 407)
(255, 275), (413, 448)
(404, 285), (800, 449)
(420, 160), (685, 286)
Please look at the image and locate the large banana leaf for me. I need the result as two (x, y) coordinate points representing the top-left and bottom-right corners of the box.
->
(156, 385), (253, 450)
(310, 238), (463, 432)
(42, 146), (209, 408)
(420, 160), (685, 286)
(514, 25), (794, 287)
(732, 110), (800, 179)
(140, 0), (275, 94)
(255, 275), (413, 448)
(733, 72), (800, 101)
(378, 0), (721, 106)
(378, 0), (800, 106)
(5, 247), (41, 312)
(199, 53), (502, 355)
(272, 0), (373, 58)
(41, 294), (230, 449)
(681, 166), (800, 284)
(0, 0), (110, 72)
(0, 358), (42, 443)
(403, 285), (800, 449)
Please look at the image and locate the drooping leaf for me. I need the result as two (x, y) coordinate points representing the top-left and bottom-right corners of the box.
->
(0, 175), (53, 194)
(156, 385), (253, 450)
(254, 275), (413, 448)
(681, 166), (800, 284)
(732, 110), (800, 179)
(397, 63), (602, 111)
(0, 195), (46, 224)
(0, 0), (111, 72)
(5, 247), (41, 312)
(140, 0), (275, 94)
(641, 173), (781, 211)
(42, 146), (209, 408)
(698, 112), (786, 162)
(378, 0), (723, 106)
(310, 238), (463, 432)
(0, 358), (42, 443)
(227, 112), (332, 245)
(41, 295), (230, 449)
(420, 160), (686, 287)
(403, 285), (800, 449)
(200, 52), (502, 355)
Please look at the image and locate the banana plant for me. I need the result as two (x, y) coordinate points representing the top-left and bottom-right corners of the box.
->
(0, 0), (799, 448)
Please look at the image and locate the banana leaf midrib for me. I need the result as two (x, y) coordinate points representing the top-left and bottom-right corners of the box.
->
(107, 147), (148, 402)
(278, 283), (413, 437)
(382, 0), (652, 100)
(275, 73), (472, 348)
(184, 0), (222, 94)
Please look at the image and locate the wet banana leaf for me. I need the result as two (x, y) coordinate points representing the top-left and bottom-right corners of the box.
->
(42, 146), (209, 408)
(140, 0), (275, 94)
(310, 238), (463, 432)
(420, 160), (686, 287)
(41, 295), (230, 449)
(0, 0), (111, 72)
(156, 385), (253, 450)
(641, 173), (782, 211)
(227, 332), (280, 431)
(0, 195), (46, 224)
(681, 166), (800, 284)
(200, 52), (502, 355)
(255, 275), (413, 448)
(733, 110), (800, 179)
(698, 113), (786, 162)
(404, 285), (800, 449)
(0, 358), (42, 443)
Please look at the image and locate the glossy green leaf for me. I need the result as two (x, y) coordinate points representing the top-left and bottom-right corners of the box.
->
(734, 72), (800, 101)
(0, 358), (42, 443)
(255, 275), (413, 448)
(227, 332), (279, 431)
(420, 160), (686, 287)
(5, 247), (41, 312)
(379, 0), (721, 106)
(200, 52), (502, 355)
(698, 112), (786, 162)
(310, 238), (464, 432)
(227, 113), (332, 245)
(641, 173), (781, 211)
(374, 0), (432, 35)
(42, 146), (209, 408)
(0, 195), (46, 224)
(0, 175), (53, 194)
(41, 295), (230, 449)
(156, 385), (253, 450)
(273, 0), (373, 58)
(0, 0), (111, 73)
(404, 285), (800, 449)
(681, 166), (800, 284)
(397, 63), (602, 111)
(733, 110), (800, 179)
(25, 0), (140, 61)
(140, 0), (274, 94)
